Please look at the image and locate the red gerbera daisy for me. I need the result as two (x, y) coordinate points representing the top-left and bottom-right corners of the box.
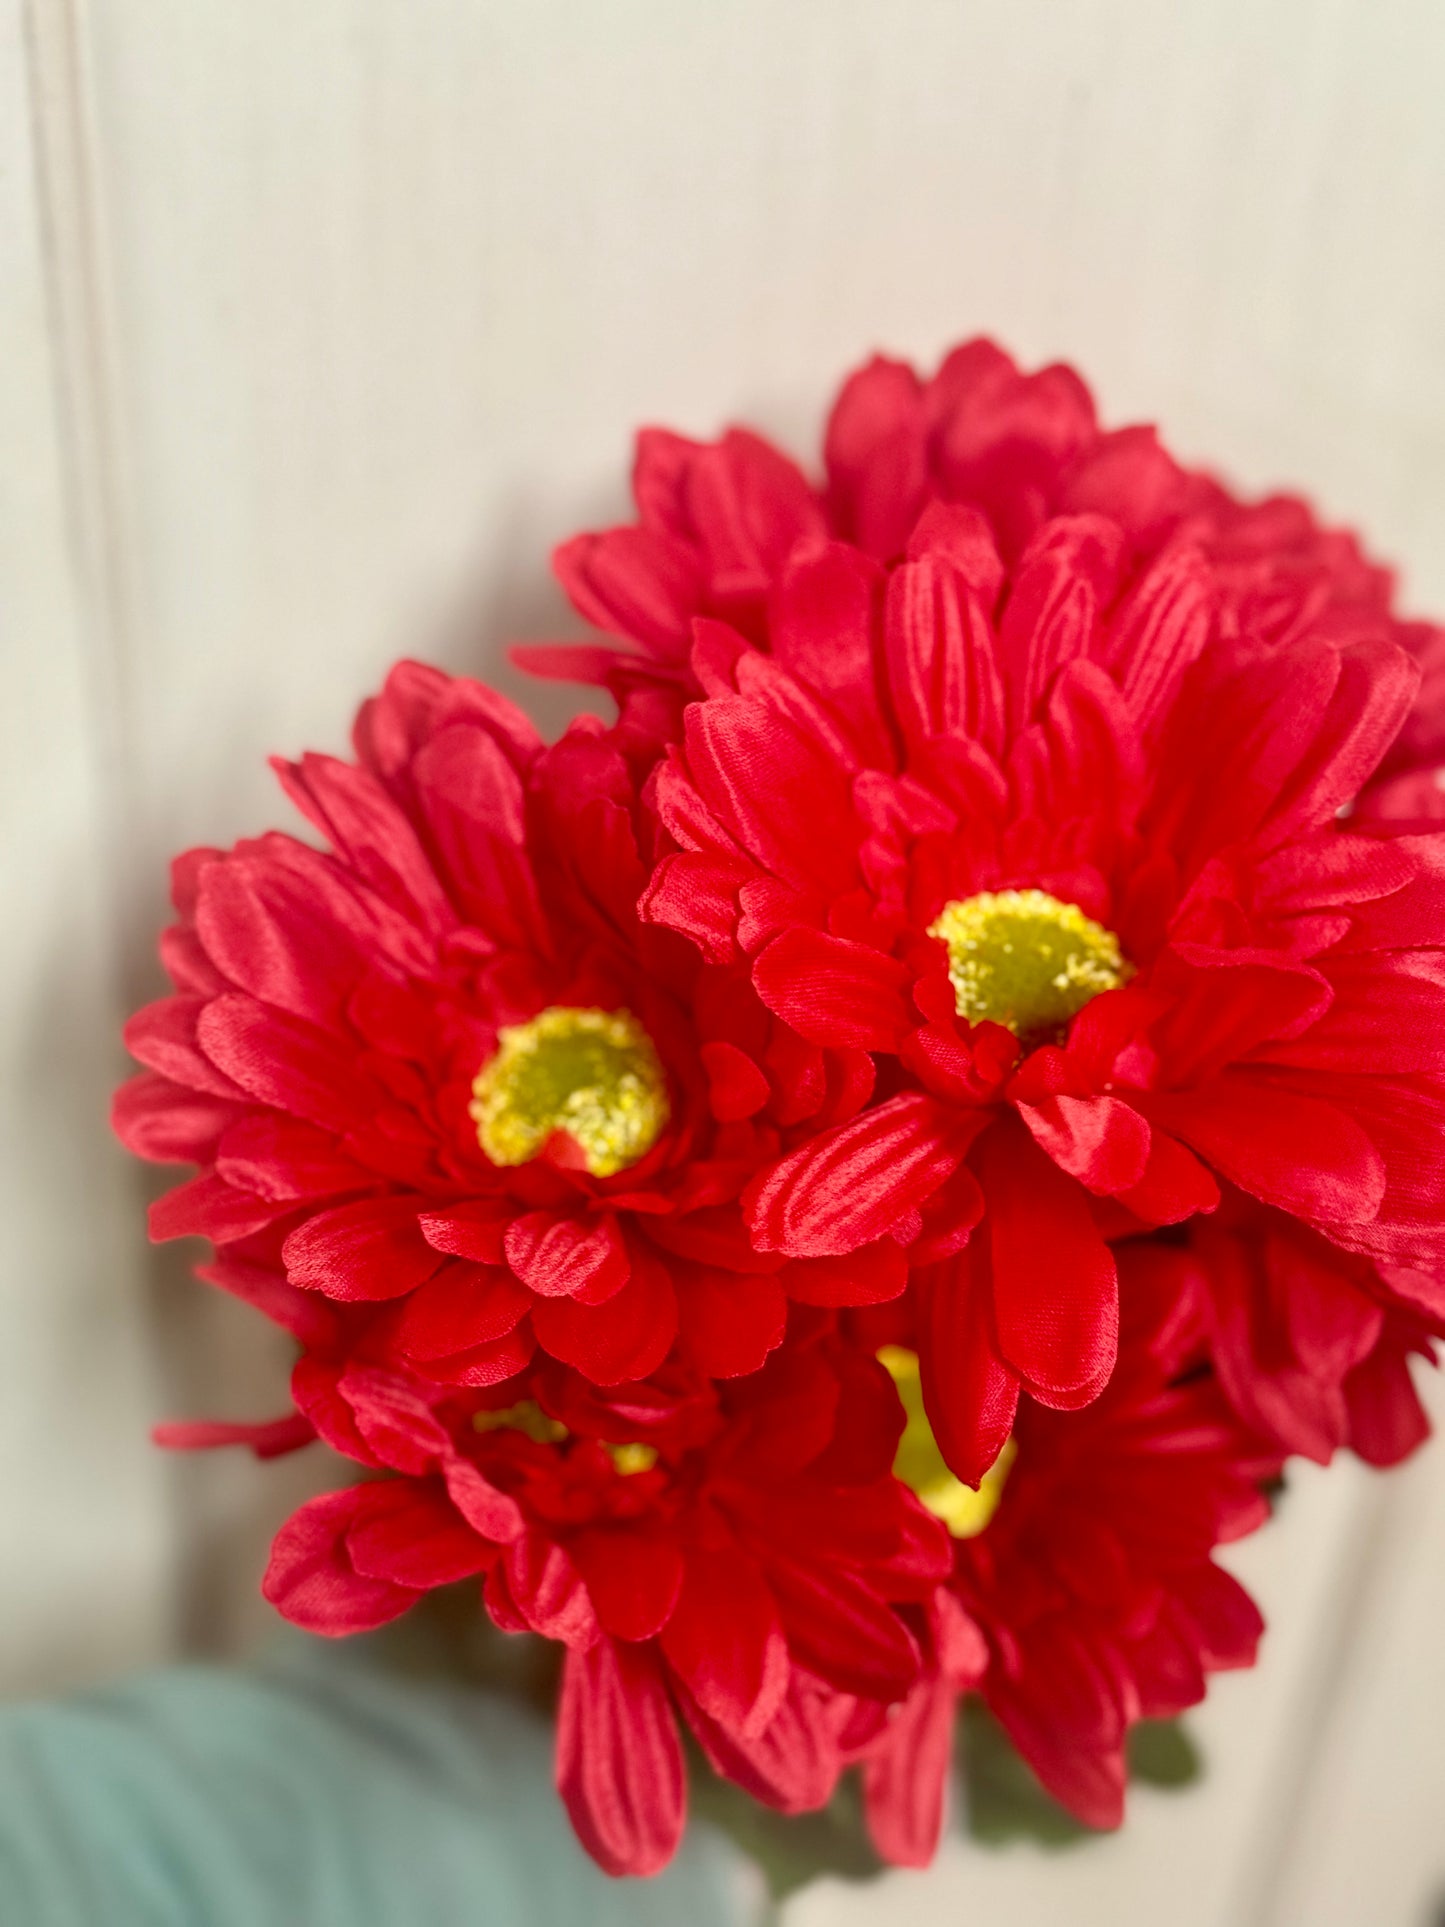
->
(859, 1250), (1272, 1843)
(261, 1340), (950, 1876)
(634, 502), (1445, 1480)
(519, 337), (1442, 770)
(114, 663), (905, 1396)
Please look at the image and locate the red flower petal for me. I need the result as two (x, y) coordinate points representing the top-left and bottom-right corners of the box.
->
(884, 547), (1004, 755)
(915, 1249), (1021, 1487)
(1151, 1076), (1386, 1226)
(335, 1364), (451, 1473)
(504, 1209), (630, 1303)
(215, 1113), (375, 1202)
(979, 1126), (1119, 1406)
(1177, 1564), (1265, 1670)
(675, 1672), (842, 1815)
(675, 1264), (787, 1377)
(682, 430), (827, 596)
(555, 525), (700, 652)
(417, 1201), (511, 1263)
(699, 1039), (771, 1120)
(782, 1240), (909, 1307)
(531, 1243), (677, 1384)
(990, 1641), (1127, 1830)
(442, 1457), (525, 1543)
(745, 1093), (975, 1257)
(346, 1479), (494, 1588)
(1015, 1093), (1151, 1195)
(283, 1197), (443, 1302)
(271, 750), (455, 937)
(643, 1205), (786, 1273)
(148, 1163), (287, 1240)
(152, 1413), (314, 1459)
(112, 1072), (238, 1163)
(862, 1679), (956, 1869)
(198, 993), (377, 1132)
(824, 353), (927, 558)
(1267, 636), (1419, 840)
(769, 541), (892, 762)
(1113, 1128), (1220, 1226)
(385, 1260), (531, 1360)
(195, 851), (385, 1027)
(262, 1486), (420, 1635)
(500, 1533), (596, 1644)
(997, 515), (1125, 725)
(762, 1555), (921, 1702)
(661, 1545), (789, 1738)
(148, 1171), (284, 1244)
(753, 926), (913, 1049)
(1098, 542), (1213, 735)
(123, 996), (246, 1099)
(556, 1638), (686, 1878)
(638, 849), (751, 964)
(1344, 1337), (1433, 1468)
(682, 691), (859, 897)
(569, 1528), (686, 1643)
(420, 1323), (537, 1388)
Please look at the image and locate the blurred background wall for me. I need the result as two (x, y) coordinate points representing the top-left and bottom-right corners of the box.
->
(3, 2), (1444, 1921)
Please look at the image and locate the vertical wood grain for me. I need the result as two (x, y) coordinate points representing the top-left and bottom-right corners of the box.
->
(1254, 1376), (1445, 1927)
(0, 0), (171, 1688)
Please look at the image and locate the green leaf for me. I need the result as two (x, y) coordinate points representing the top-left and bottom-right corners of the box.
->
(960, 1701), (1092, 1849)
(1128, 1717), (1202, 1789)
(959, 1701), (1203, 1849)
(689, 1760), (882, 1906)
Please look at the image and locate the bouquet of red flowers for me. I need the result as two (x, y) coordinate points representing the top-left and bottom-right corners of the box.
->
(116, 340), (1445, 1882)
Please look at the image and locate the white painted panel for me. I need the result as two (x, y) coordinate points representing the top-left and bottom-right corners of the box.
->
(1259, 1374), (1445, 1927)
(0, 0), (170, 1689)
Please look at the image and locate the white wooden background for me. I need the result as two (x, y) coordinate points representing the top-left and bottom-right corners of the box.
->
(4, 2), (1445, 1921)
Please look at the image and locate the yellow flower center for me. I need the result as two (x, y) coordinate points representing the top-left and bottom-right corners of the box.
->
(878, 1346), (1014, 1537)
(473, 1400), (567, 1445)
(470, 1006), (669, 1179)
(472, 1401), (657, 1474)
(928, 888), (1129, 1039)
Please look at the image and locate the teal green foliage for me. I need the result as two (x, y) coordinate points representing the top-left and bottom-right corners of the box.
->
(0, 1657), (750, 1927)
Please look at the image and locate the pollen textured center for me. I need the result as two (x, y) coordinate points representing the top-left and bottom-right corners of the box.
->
(879, 1346), (1014, 1538)
(928, 888), (1128, 1038)
(470, 1006), (669, 1179)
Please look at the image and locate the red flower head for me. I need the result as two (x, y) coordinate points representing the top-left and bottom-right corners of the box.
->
(859, 1250), (1273, 1844)
(115, 663), (908, 1397)
(633, 492), (1445, 1481)
(261, 1341), (950, 1876)
(520, 337), (1443, 770)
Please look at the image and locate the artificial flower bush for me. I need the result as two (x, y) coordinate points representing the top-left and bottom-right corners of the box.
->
(117, 339), (1445, 1880)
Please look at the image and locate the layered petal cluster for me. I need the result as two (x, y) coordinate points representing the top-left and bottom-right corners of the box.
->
(636, 504), (1445, 1478)
(522, 339), (1445, 1483)
(261, 1339), (951, 1876)
(118, 335), (1445, 1882)
(847, 1257), (1273, 1849)
(116, 663), (905, 1399)
(520, 337), (1443, 768)
(940, 1249), (1273, 1828)
(1160, 1194), (1445, 1469)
